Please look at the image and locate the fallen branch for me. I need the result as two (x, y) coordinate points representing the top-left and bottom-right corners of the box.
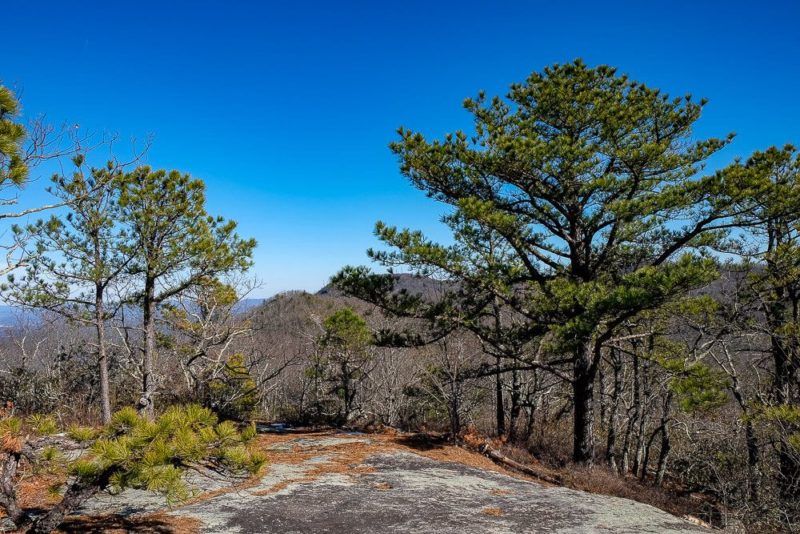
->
(473, 442), (563, 485)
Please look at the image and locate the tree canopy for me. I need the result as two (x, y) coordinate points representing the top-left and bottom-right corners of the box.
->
(336, 60), (764, 464)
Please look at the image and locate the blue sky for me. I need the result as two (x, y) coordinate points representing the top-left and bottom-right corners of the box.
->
(3, 1), (799, 295)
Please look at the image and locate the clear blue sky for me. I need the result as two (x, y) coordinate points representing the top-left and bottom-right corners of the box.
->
(3, 1), (799, 296)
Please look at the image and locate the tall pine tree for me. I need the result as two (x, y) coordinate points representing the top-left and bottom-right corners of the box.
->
(118, 167), (256, 418)
(338, 61), (761, 464)
(4, 157), (132, 423)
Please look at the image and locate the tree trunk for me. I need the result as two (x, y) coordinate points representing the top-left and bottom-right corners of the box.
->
(744, 420), (760, 501)
(653, 392), (673, 487)
(0, 451), (25, 528)
(95, 282), (112, 424)
(598, 364), (607, 425)
(766, 288), (800, 499)
(140, 276), (157, 419)
(655, 425), (670, 487)
(769, 295), (792, 407)
(621, 354), (641, 474)
(523, 370), (540, 442)
(731, 384), (761, 502)
(495, 355), (505, 437)
(450, 387), (461, 439)
(640, 427), (658, 482)
(478, 442), (562, 485)
(29, 475), (107, 534)
(631, 354), (645, 476)
(778, 440), (800, 501)
(508, 368), (521, 442)
(572, 343), (596, 465)
(637, 357), (653, 476)
(341, 360), (351, 422)
(772, 332), (800, 499)
(606, 348), (622, 471)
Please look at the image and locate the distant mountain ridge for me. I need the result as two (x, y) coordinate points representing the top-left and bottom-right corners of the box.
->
(317, 272), (449, 299)
(0, 305), (36, 328)
(232, 298), (267, 313)
(0, 298), (268, 330)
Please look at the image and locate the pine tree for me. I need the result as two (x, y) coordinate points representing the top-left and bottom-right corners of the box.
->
(337, 60), (761, 464)
(317, 308), (373, 423)
(162, 277), (255, 408)
(118, 167), (256, 418)
(4, 157), (132, 423)
(732, 145), (800, 498)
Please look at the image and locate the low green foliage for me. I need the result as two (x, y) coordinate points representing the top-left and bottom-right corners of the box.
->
(67, 425), (99, 443)
(0, 415), (22, 437)
(82, 405), (263, 502)
(309, 308), (374, 423)
(747, 404), (800, 454)
(37, 404), (266, 505)
(667, 362), (729, 414)
(652, 343), (730, 414)
(755, 404), (800, 426)
(40, 446), (61, 463)
(26, 415), (59, 435)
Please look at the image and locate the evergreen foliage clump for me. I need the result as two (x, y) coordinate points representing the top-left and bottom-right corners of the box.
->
(205, 353), (260, 420)
(0, 85), (27, 186)
(312, 308), (374, 424)
(0, 404), (265, 533)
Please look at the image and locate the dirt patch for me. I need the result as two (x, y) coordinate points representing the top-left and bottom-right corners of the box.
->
(481, 506), (504, 517)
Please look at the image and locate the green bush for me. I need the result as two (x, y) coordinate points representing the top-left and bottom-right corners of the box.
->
(0, 404), (267, 532)
(204, 354), (259, 420)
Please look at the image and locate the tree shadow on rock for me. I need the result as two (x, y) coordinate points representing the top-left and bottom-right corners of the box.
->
(393, 432), (448, 451)
(58, 512), (202, 534)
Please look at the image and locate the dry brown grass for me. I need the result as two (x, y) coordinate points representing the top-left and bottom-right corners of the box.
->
(491, 440), (705, 522)
(1, 433), (22, 454)
(563, 465), (700, 520)
(481, 506), (504, 517)
(0, 470), (65, 523)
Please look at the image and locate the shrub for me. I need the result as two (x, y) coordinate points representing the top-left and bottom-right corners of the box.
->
(204, 353), (259, 420)
(0, 404), (266, 533)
